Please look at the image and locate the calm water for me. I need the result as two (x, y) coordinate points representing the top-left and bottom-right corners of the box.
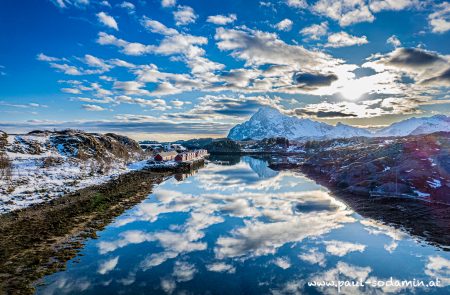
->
(36, 157), (450, 294)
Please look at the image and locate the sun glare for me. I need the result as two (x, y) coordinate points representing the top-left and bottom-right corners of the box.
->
(338, 81), (368, 100)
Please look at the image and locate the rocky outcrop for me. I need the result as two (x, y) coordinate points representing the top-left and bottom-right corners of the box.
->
(299, 132), (450, 204)
(1, 130), (146, 213)
(6, 129), (143, 162)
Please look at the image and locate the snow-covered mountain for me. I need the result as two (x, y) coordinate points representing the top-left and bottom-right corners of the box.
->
(227, 107), (371, 140)
(375, 115), (450, 137)
(227, 107), (450, 140)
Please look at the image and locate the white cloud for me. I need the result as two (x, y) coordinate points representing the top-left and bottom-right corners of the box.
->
(172, 261), (197, 282)
(83, 54), (111, 72)
(428, 2), (450, 33)
(275, 18), (293, 31)
(141, 18), (178, 36)
(36, 53), (62, 62)
(300, 22), (328, 40)
(100, 1), (110, 7)
(299, 248), (326, 266)
(171, 99), (185, 108)
(387, 35), (401, 47)
(325, 31), (368, 48)
(61, 87), (81, 94)
(285, 0), (307, 9)
(82, 104), (107, 111)
(273, 257), (291, 269)
(205, 262), (236, 273)
(50, 63), (83, 75)
(120, 1), (135, 13)
(424, 255), (450, 286)
(207, 14), (237, 25)
(97, 12), (119, 31)
(369, 0), (420, 13)
(161, 0), (176, 7)
(173, 5), (197, 26)
(312, 0), (375, 27)
(214, 27), (337, 68)
(97, 32), (149, 55)
(323, 240), (366, 256)
(160, 278), (176, 294)
(51, 0), (89, 8)
(114, 81), (150, 95)
(98, 257), (119, 274)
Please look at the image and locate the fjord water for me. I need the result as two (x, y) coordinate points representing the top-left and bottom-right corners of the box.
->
(36, 157), (450, 294)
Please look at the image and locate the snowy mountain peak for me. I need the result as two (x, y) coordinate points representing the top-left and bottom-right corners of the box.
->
(376, 114), (450, 137)
(228, 107), (369, 140)
(250, 107), (284, 122)
(227, 108), (449, 140)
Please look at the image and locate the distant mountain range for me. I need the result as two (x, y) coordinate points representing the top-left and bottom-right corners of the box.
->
(227, 107), (450, 140)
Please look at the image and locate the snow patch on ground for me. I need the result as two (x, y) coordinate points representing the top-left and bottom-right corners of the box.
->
(427, 179), (442, 189)
(0, 133), (149, 214)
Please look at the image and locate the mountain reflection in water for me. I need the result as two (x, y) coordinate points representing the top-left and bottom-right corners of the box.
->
(36, 156), (450, 295)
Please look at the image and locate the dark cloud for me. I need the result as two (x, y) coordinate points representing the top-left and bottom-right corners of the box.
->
(387, 48), (444, 67)
(421, 67), (450, 85)
(292, 72), (338, 89)
(294, 109), (358, 118)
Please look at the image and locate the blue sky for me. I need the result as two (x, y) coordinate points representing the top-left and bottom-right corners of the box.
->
(0, 0), (449, 140)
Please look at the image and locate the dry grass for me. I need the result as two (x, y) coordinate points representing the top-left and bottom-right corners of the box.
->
(0, 153), (12, 181)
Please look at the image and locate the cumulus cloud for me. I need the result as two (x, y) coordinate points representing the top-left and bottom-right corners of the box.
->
(325, 31), (368, 48)
(51, 0), (89, 9)
(113, 81), (150, 95)
(370, 0), (421, 13)
(285, 0), (307, 9)
(82, 104), (107, 111)
(83, 54), (112, 72)
(364, 47), (450, 85)
(50, 63), (83, 75)
(387, 35), (401, 47)
(97, 32), (149, 55)
(424, 255), (450, 286)
(300, 22), (328, 40)
(275, 18), (293, 31)
(214, 27), (337, 68)
(120, 1), (135, 13)
(161, 0), (176, 7)
(273, 257), (291, 269)
(299, 248), (326, 266)
(323, 240), (366, 256)
(173, 5), (197, 26)
(172, 261), (197, 282)
(312, 0), (375, 26)
(205, 262), (236, 273)
(36, 53), (62, 62)
(97, 12), (119, 31)
(207, 14), (237, 25)
(428, 2), (450, 33)
(98, 257), (119, 274)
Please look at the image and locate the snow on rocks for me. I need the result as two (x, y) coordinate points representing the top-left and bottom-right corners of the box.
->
(0, 130), (147, 214)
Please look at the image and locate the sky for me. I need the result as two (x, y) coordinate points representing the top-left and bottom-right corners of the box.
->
(0, 0), (449, 141)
